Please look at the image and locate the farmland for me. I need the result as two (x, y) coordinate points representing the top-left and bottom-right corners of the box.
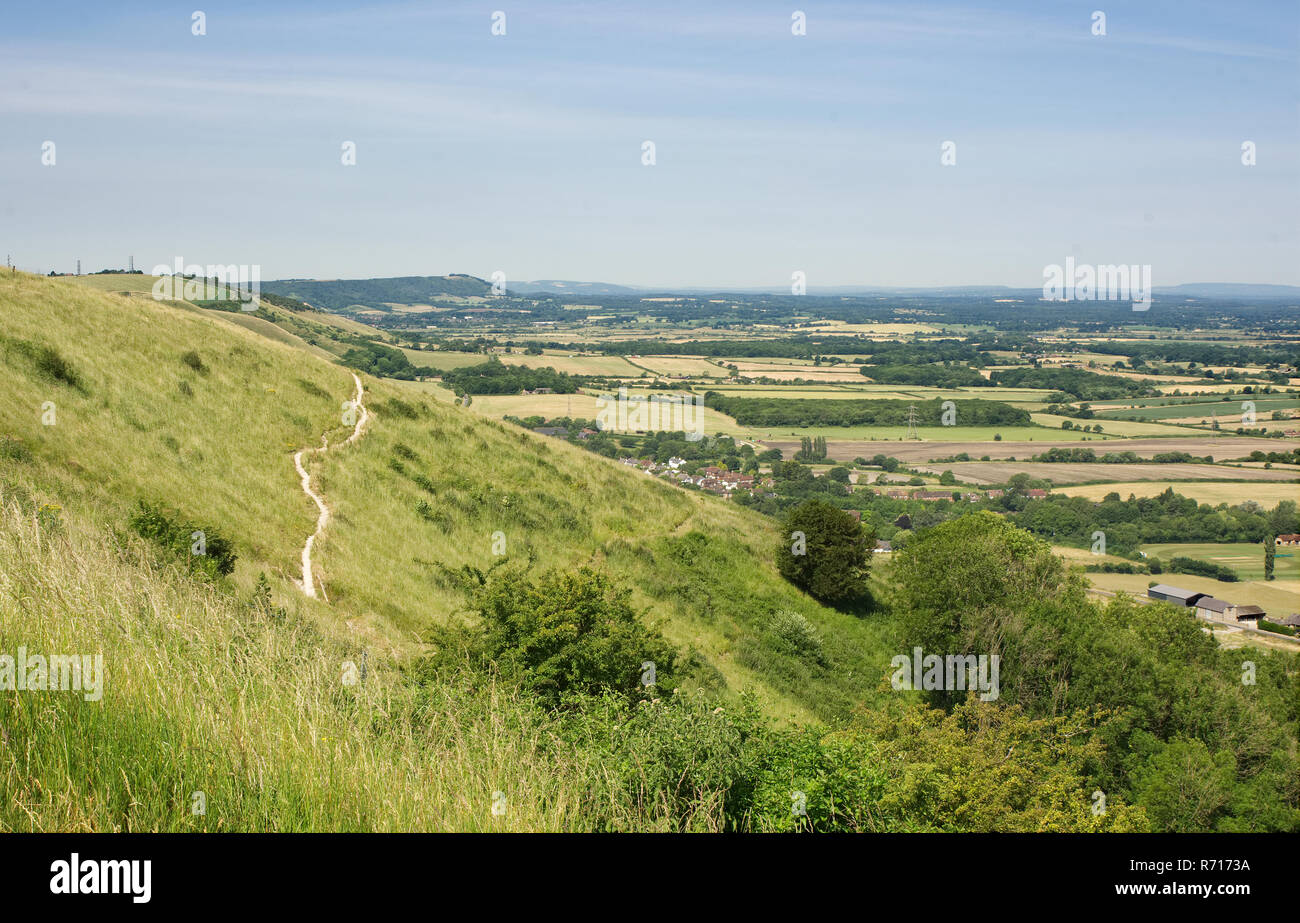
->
(905, 461), (1299, 487)
(1055, 481), (1299, 505)
(1141, 541), (1298, 583)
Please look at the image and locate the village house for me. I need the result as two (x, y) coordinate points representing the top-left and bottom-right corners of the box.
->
(1276, 534), (1300, 545)
(873, 539), (893, 553)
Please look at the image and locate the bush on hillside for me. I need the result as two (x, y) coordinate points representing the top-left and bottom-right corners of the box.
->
(0, 335), (86, 391)
(128, 500), (236, 579)
(467, 566), (678, 706)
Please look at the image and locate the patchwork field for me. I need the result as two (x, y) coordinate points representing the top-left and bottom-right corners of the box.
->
(770, 435), (1295, 465)
(907, 461), (1300, 487)
(505, 352), (647, 376)
(1095, 397), (1298, 421)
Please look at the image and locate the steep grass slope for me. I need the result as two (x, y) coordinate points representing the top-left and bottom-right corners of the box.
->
(0, 272), (895, 725)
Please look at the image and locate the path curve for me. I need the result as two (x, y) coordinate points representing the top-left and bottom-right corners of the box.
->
(294, 372), (369, 598)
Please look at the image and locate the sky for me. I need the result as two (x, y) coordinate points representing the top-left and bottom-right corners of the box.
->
(3, 0), (1298, 288)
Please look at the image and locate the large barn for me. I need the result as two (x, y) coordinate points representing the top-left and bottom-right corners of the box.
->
(1146, 584), (1207, 607)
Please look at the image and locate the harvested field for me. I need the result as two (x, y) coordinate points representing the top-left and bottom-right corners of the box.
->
(759, 435), (1297, 464)
(1054, 481), (1299, 505)
(906, 461), (1300, 486)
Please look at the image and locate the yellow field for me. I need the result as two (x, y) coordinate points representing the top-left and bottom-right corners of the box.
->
(1030, 413), (1198, 437)
(1054, 481), (1298, 505)
(506, 352), (646, 376)
(398, 347), (489, 370)
(630, 356), (726, 377)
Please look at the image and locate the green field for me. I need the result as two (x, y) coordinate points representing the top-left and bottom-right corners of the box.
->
(1142, 541), (1299, 583)
(1097, 397), (1297, 422)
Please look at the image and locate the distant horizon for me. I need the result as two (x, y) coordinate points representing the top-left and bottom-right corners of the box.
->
(26, 264), (1300, 296)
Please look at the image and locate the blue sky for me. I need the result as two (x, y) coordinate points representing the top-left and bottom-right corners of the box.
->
(4, 0), (1297, 287)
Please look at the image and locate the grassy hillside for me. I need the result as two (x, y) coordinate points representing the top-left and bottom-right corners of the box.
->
(0, 272), (895, 727)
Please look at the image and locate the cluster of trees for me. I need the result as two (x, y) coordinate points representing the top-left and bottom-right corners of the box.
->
(860, 364), (988, 388)
(1237, 448), (1300, 465)
(794, 435), (828, 461)
(1081, 339), (1297, 370)
(1167, 556), (1239, 582)
(439, 358), (581, 395)
(990, 367), (1155, 400)
(1031, 448), (1209, 464)
(1012, 489), (1297, 553)
(703, 394), (1029, 428)
(893, 514), (1300, 831)
(340, 342), (421, 379)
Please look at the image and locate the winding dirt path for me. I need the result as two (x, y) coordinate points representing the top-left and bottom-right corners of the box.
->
(294, 372), (369, 599)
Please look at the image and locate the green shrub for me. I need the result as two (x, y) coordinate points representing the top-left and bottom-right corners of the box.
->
(128, 500), (236, 579)
(180, 350), (206, 373)
(0, 336), (85, 391)
(468, 566), (678, 706)
(1168, 556), (1238, 582)
(1258, 620), (1298, 637)
(0, 435), (32, 463)
(768, 609), (825, 663)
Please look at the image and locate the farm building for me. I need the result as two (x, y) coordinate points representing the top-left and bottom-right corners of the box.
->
(1276, 534), (1300, 545)
(1147, 585), (1206, 607)
(1235, 605), (1266, 624)
(1196, 597), (1236, 619)
(874, 539), (893, 553)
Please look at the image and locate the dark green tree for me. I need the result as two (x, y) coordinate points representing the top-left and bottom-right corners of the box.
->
(776, 500), (874, 606)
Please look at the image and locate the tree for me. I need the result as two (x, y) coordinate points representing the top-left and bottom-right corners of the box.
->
(1265, 535), (1276, 581)
(1133, 739), (1236, 832)
(776, 500), (874, 606)
(939, 470), (956, 486)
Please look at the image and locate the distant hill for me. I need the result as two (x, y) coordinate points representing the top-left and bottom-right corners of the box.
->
(509, 279), (643, 295)
(1153, 283), (1300, 298)
(261, 275), (1300, 308)
(261, 274), (491, 311)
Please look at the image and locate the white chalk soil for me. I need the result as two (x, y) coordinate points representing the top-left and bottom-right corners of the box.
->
(293, 372), (369, 599)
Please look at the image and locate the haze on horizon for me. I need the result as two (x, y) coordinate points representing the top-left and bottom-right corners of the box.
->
(4, 0), (1297, 288)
